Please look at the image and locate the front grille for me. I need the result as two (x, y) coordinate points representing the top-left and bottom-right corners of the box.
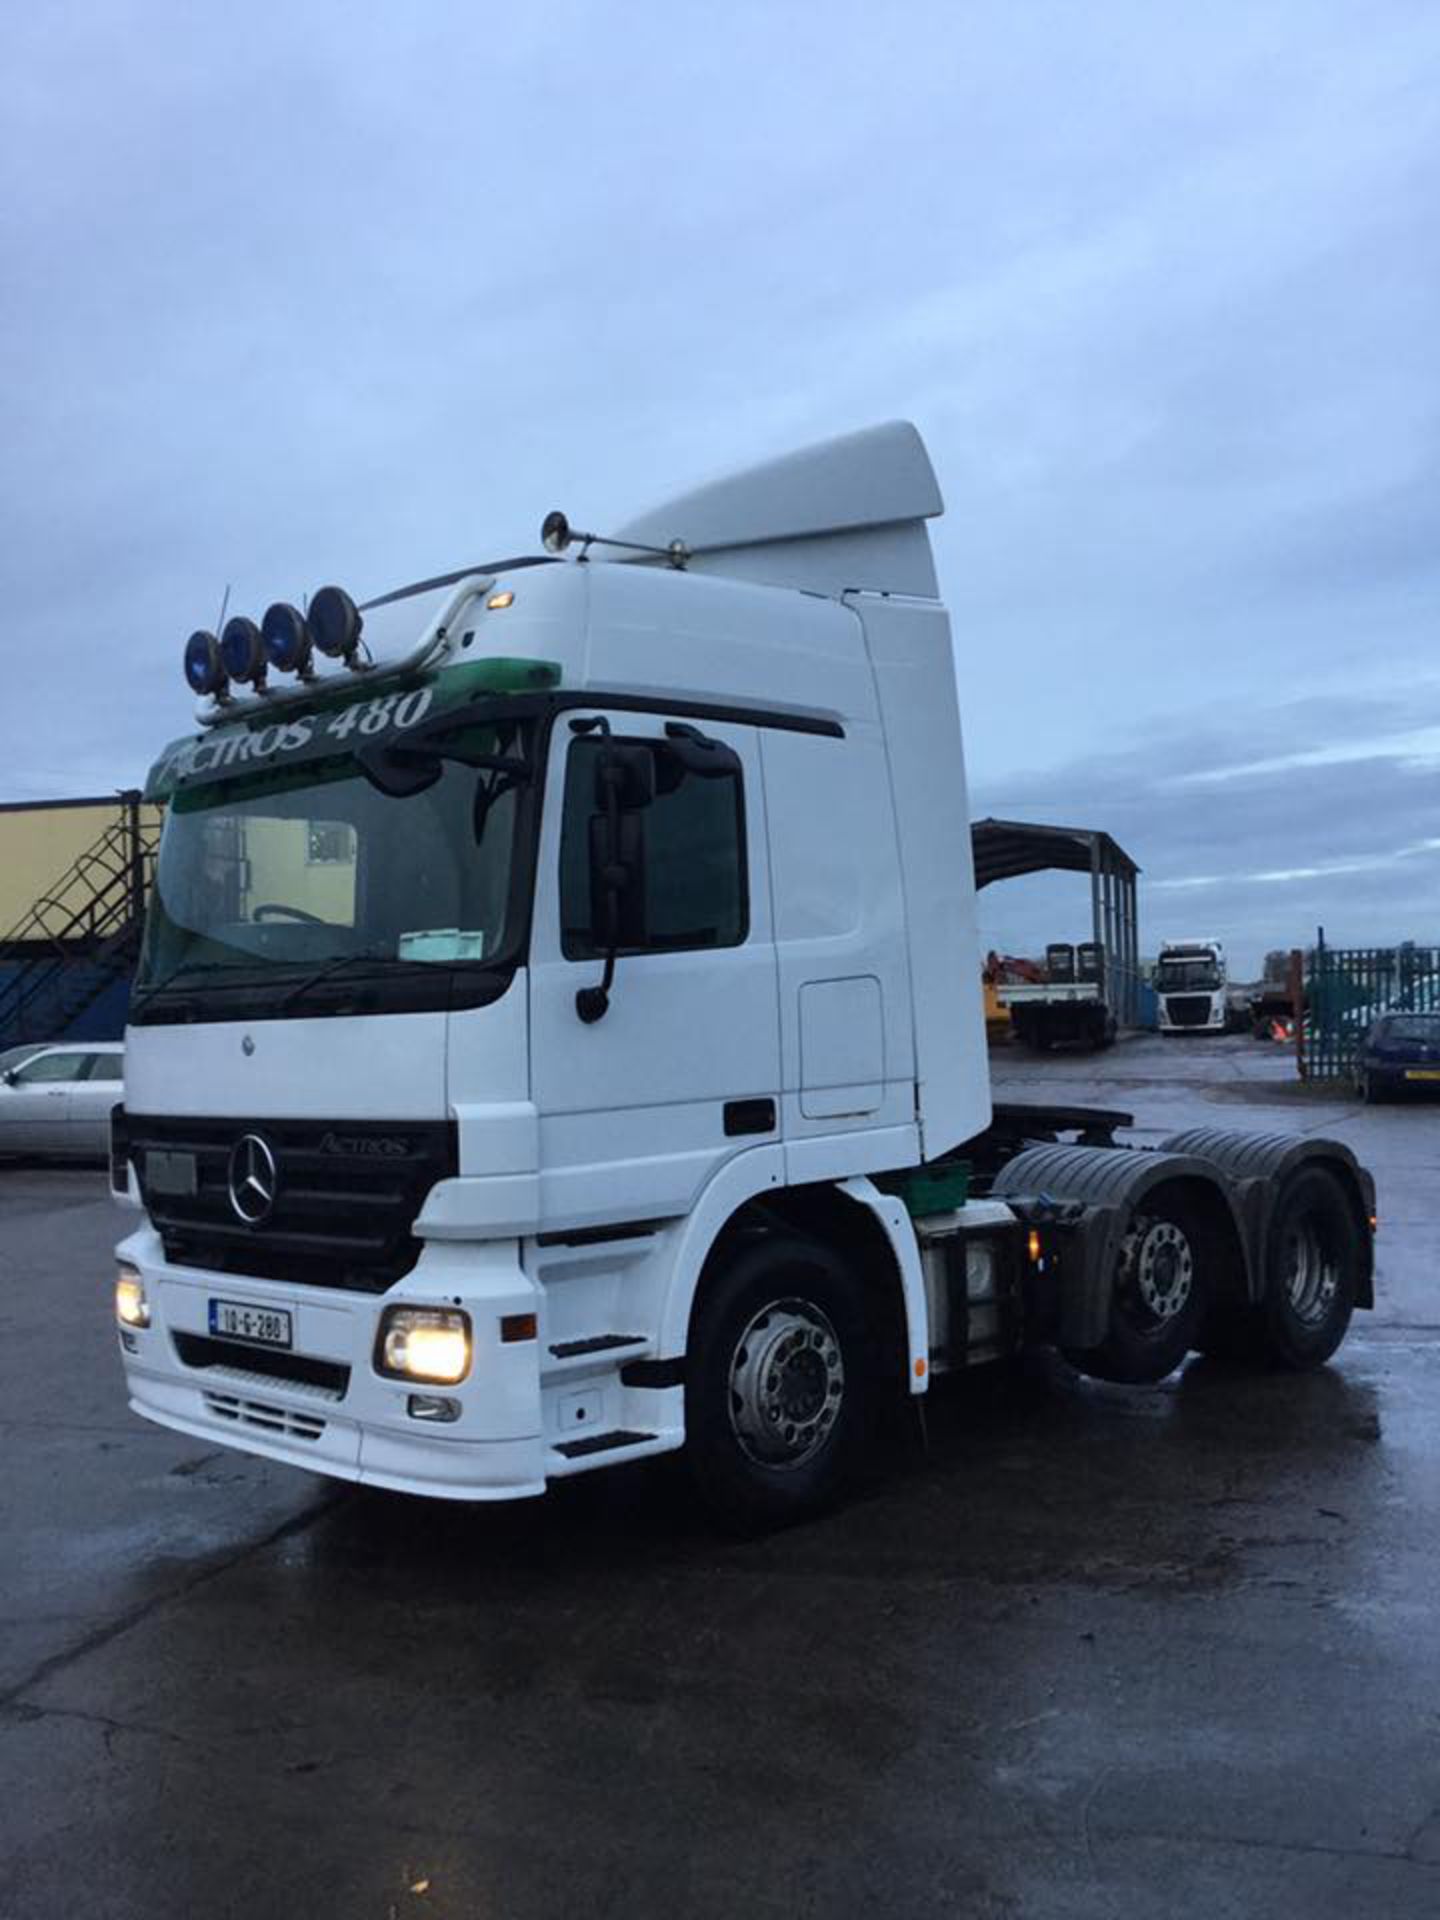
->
(202, 1389), (328, 1442)
(173, 1332), (350, 1397)
(128, 1114), (457, 1292)
(1168, 996), (1214, 1027)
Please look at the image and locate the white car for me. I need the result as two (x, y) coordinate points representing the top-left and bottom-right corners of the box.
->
(0, 1042), (124, 1161)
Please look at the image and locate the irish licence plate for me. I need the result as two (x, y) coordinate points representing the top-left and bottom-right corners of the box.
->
(1404, 1069), (1440, 1082)
(209, 1299), (293, 1348)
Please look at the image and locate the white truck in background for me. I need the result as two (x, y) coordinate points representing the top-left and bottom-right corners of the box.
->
(1157, 939), (1229, 1034)
(111, 425), (1374, 1526)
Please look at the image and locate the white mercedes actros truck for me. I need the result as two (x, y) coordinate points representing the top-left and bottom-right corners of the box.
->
(1157, 938), (1229, 1034)
(112, 425), (1374, 1524)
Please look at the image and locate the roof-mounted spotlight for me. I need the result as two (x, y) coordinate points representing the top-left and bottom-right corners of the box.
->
(184, 629), (228, 698)
(540, 509), (688, 569)
(262, 601), (314, 677)
(309, 584), (365, 663)
(220, 615), (267, 687)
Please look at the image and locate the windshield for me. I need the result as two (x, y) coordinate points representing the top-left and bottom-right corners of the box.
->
(1158, 959), (1222, 992)
(134, 720), (535, 1021)
(1377, 1014), (1440, 1042)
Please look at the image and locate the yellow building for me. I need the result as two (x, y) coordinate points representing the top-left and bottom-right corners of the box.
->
(0, 793), (163, 944)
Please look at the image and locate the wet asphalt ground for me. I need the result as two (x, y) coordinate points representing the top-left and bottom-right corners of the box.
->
(1, 1033), (1438, 1918)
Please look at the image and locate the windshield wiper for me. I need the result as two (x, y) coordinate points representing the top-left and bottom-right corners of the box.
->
(275, 945), (396, 1013)
(131, 958), (243, 1006)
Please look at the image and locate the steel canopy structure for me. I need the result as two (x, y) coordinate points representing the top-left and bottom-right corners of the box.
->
(971, 817), (1142, 1026)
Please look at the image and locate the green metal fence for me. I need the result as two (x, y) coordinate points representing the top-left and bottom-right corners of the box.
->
(1304, 941), (1440, 1080)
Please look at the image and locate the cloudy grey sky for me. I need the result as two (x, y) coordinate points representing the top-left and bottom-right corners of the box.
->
(3, 1), (1437, 972)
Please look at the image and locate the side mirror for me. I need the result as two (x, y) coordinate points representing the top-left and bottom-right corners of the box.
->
(593, 743), (656, 812)
(576, 743), (654, 1024)
(587, 811), (648, 951)
(356, 741), (443, 798)
(1, 1068), (17, 1087)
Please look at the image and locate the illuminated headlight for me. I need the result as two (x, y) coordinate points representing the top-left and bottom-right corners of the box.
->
(115, 1264), (150, 1329)
(376, 1307), (471, 1385)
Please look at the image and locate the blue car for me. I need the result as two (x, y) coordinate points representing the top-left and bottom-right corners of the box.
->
(1356, 1011), (1440, 1102)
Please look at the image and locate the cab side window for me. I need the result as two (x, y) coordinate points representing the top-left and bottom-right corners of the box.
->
(560, 734), (747, 959)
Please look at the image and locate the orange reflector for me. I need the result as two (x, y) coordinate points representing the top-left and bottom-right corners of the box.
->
(487, 590), (516, 610)
(914, 1356), (927, 1379)
(1369, 1214), (1378, 1234)
(1027, 1228), (1042, 1263)
(500, 1312), (537, 1343)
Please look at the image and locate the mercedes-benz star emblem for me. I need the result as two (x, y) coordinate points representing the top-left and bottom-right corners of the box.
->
(227, 1134), (278, 1225)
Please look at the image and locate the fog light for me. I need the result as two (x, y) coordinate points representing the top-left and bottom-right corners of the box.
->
(407, 1393), (461, 1423)
(116, 1266), (149, 1329)
(377, 1307), (471, 1384)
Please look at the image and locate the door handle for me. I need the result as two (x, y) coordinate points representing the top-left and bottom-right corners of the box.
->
(723, 1098), (776, 1137)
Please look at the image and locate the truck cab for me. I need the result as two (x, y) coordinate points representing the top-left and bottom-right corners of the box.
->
(112, 426), (1373, 1525)
(1157, 939), (1228, 1034)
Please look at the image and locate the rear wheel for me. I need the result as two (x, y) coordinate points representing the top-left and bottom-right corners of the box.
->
(686, 1235), (871, 1528)
(1069, 1189), (1210, 1383)
(1258, 1167), (1360, 1369)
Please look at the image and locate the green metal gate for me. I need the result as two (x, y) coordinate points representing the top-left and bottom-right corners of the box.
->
(1304, 940), (1440, 1080)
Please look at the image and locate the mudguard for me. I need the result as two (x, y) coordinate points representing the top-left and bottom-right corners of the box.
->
(992, 1144), (1257, 1346)
(1160, 1128), (1375, 1308)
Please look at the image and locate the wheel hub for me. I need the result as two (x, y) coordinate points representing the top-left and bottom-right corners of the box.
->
(728, 1299), (845, 1470)
(1282, 1222), (1339, 1327)
(1121, 1216), (1194, 1323)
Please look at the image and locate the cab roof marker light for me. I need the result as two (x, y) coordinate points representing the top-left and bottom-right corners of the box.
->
(190, 574), (495, 728)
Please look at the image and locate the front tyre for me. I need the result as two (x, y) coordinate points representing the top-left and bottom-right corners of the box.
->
(1258, 1167), (1360, 1370)
(686, 1236), (869, 1529)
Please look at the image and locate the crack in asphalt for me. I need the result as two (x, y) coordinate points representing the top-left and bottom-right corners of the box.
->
(0, 1491), (339, 1719)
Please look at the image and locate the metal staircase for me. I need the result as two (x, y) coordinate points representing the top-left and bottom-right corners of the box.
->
(0, 793), (159, 1047)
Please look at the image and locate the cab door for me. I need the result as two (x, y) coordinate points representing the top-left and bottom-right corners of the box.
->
(527, 709), (780, 1230)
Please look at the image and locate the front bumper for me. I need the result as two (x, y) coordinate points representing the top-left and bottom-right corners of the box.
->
(116, 1225), (547, 1500)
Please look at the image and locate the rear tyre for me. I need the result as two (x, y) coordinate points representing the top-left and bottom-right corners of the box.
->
(686, 1235), (871, 1529)
(1257, 1167), (1360, 1370)
(1068, 1189), (1210, 1384)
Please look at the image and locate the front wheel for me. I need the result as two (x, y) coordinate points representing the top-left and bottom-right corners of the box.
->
(686, 1235), (870, 1529)
(1258, 1167), (1360, 1369)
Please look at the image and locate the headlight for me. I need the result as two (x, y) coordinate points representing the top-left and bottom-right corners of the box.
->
(376, 1307), (471, 1385)
(115, 1264), (149, 1329)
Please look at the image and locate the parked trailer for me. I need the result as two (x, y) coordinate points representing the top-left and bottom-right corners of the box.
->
(110, 423), (1376, 1525)
(999, 940), (1118, 1050)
